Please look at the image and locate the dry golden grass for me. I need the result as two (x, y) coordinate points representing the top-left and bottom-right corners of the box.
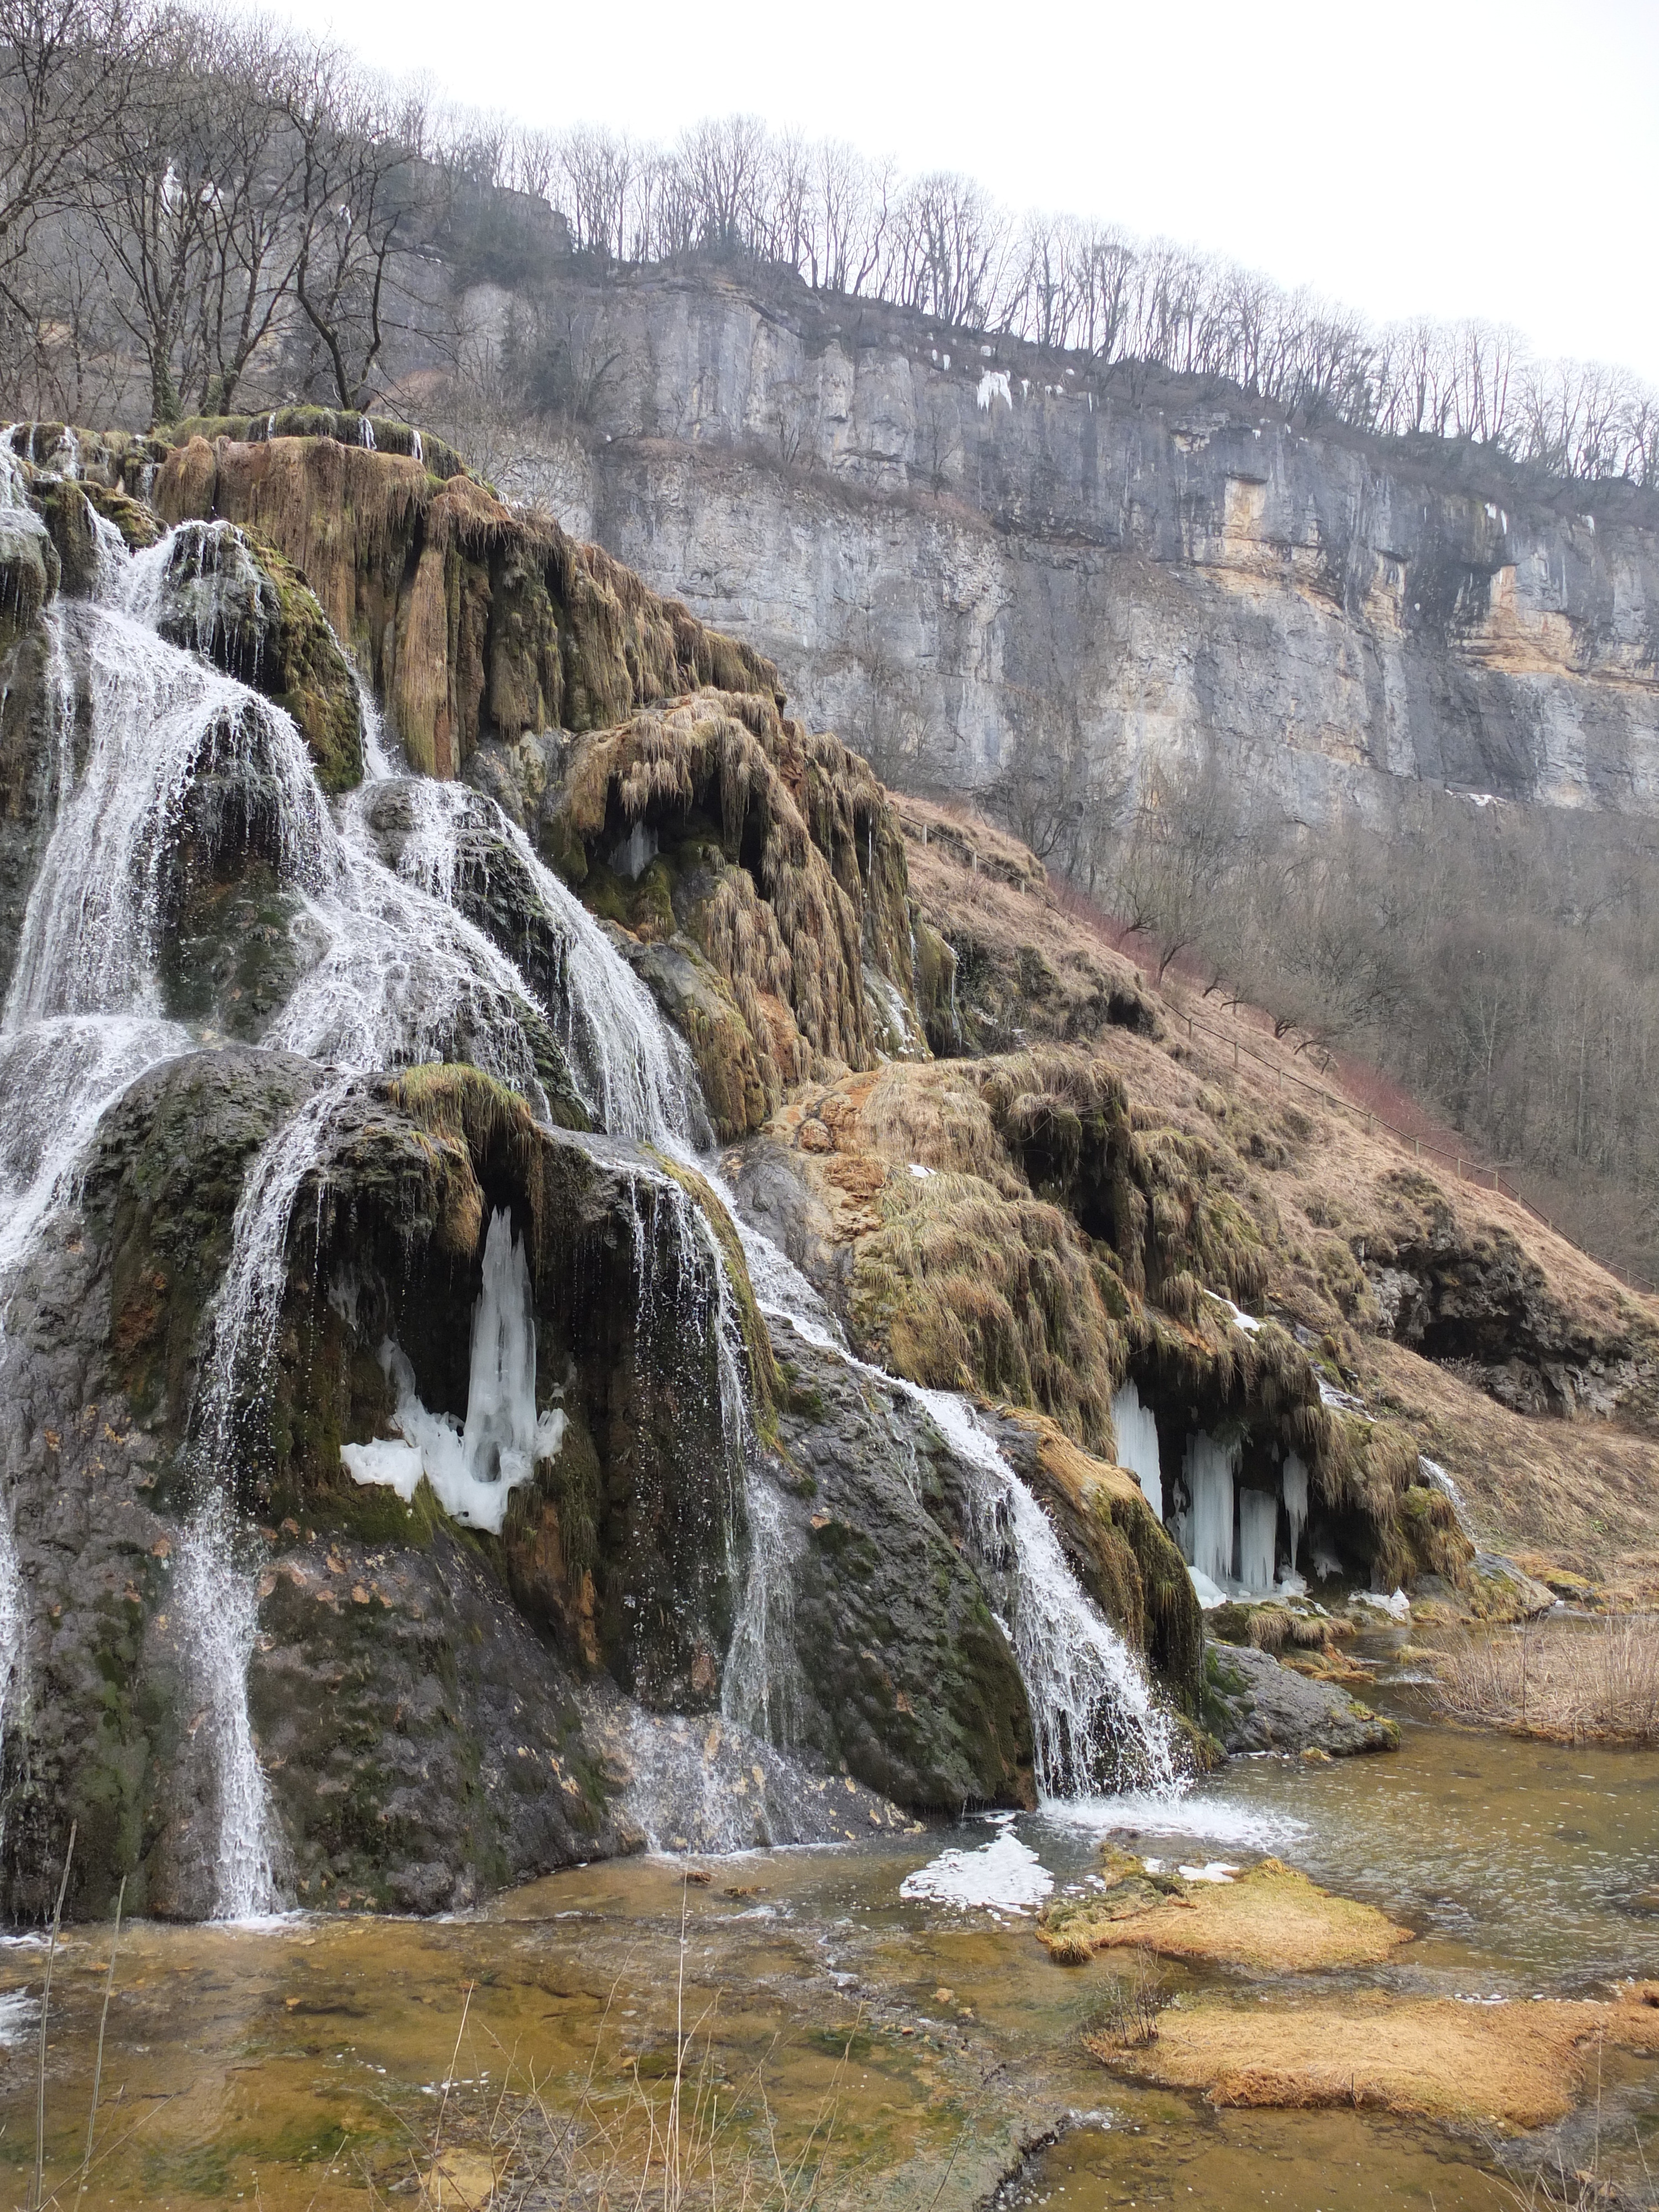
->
(1042, 1858), (1413, 1974)
(1087, 1987), (1659, 2132)
(1434, 1615), (1659, 1744)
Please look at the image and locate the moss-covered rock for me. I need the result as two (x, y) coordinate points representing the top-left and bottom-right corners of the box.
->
(153, 435), (780, 778)
(266, 1066), (755, 1712)
(766, 1324), (1034, 1808)
(148, 520), (363, 790)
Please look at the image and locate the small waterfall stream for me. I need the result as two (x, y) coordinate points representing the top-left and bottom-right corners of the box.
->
(708, 1183), (1180, 1798)
(0, 489), (1183, 1910)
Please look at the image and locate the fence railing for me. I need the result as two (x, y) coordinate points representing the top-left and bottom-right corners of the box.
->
(1172, 1001), (1659, 1301)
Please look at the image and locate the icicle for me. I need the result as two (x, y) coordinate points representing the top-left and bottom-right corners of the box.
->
(1179, 1433), (1238, 1589)
(1282, 1452), (1310, 1571)
(1110, 1379), (1163, 1522)
(342, 1209), (564, 1534)
(1236, 1491), (1277, 1594)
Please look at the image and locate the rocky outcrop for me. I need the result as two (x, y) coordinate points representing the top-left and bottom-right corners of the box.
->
(486, 264), (1659, 823)
(764, 1324), (1033, 1807)
(1359, 1170), (1659, 1422)
(1201, 1639), (1399, 1757)
(469, 686), (929, 1126)
(154, 431), (781, 779)
(148, 521), (364, 791)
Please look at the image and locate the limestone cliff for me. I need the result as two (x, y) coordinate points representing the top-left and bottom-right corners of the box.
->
(469, 266), (1659, 821)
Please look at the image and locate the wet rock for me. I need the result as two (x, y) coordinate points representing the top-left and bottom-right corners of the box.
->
(765, 1319), (1034, 1809)
(0, 617), (82, 999)
(0, 1050), (754, 1912)
(1203, 1637), (1399, 1757)
(987, 1407), (1203, 1712)
(352, 779), (590, 1129)
(0, 487), (57, 660)
(253, 1526), (614, 1912)
(148, 521), (363, 791)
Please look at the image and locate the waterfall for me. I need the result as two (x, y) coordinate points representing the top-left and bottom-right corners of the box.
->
(4, 588), (333, 1028)
(706, 1179), (1178, 1798)
(925, 1386), (1178, 1797)
(1420, 1454), (1475, 1541)
(316, 766), (1162, 1801)
(0, 478), (1182, 1898)
(377, 777), (706, 1147)
(0, 537), (335, 1915)
(174, 1499), (278, 1919)
(1110, 1379), (1164, 1521)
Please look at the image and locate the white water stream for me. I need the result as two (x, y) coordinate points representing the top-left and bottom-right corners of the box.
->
(0, 482), (1182, 1912)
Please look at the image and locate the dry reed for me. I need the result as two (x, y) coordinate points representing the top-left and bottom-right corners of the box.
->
(1434, 1615), (1659, 1744)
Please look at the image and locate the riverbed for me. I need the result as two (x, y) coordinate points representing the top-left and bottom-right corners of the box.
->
(3, 1678), (1655, 2210)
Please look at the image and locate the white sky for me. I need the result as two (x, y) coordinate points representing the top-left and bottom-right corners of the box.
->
(273, 0), (1659, 382)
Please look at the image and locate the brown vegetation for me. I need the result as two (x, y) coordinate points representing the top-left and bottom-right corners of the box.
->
(558, 692), (910, 1078)
(1087, 1986), (1659, 2133)
(891, 797), (1659, 1593)
(1042, 1856), (1412, 1975)
(1434, 1615), (1659, 1745)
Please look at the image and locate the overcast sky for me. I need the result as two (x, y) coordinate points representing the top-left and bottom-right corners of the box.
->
(272, 0), (1659, 381)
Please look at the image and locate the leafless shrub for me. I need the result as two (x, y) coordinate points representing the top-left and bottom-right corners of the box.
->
(1091, 1948), (1166, 2049)
(1434, 1616), (1659, 1746)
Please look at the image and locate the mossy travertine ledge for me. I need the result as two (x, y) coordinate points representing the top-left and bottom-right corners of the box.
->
(469, 687), (935, 1134)
(730, 1051), (1469, 1598)
(1086, 1983), (1659, 2131)
(154, 432), (781, 778)
(1044, 1853), (1412, 1971)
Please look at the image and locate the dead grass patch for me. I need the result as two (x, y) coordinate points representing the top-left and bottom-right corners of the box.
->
(1434, 1615), (1659, 1745)
(1086, 1987), (1659, 2132)
(1041, 1857), (1412, 1974)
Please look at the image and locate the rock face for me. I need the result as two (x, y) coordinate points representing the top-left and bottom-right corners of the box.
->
(1201, 1640), (1399, 1759)
(481, 265), (1659, 821)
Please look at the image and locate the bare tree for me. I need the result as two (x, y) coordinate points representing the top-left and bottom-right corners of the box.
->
(285, 48), (425, 411)
(0, 0), (145, 321)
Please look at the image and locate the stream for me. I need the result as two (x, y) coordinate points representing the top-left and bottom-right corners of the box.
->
(3, 1670), (1653, 2210)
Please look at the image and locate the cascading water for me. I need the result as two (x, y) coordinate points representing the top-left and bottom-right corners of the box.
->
(1, 472), (1185, 1898)
(174, 1499), (279, 1919)
(705, 1176), (1180, 1799)
(373, 780), (1180, 1801)
(0, 542), (330, 1916)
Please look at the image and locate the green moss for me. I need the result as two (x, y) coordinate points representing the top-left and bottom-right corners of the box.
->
(82, 479), (163, 550)
(654, 1149), (778, 1430)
